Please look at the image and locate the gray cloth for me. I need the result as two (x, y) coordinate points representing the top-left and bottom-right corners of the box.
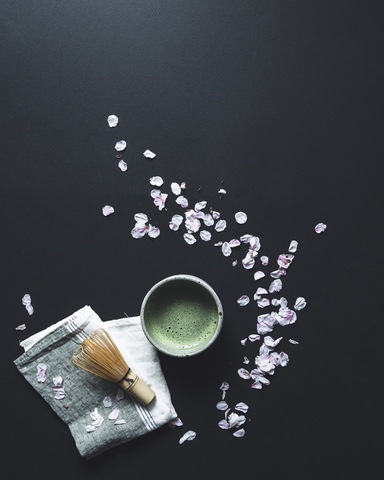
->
(14, 306), (177, 459)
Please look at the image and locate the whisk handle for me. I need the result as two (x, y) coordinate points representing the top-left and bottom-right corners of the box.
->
(119, 372), (156, 406)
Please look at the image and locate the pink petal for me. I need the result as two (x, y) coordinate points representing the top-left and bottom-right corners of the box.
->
(169, 417), (184, 428)
(36, 363), (47, 383)
(270, 268), (287, 278)
(228, 239), (241, 248)
(147, 225), (160, 238)
(289, 339), (299, 344)
(264, 336), (283, 348)
(169, 214), (184, 231)
(294, 297), (307, 310)
(200, 230), (211, 241)
(116, 388), (124, 401)
(118, 160), (127, 171)
(176, 196), (188, 208)
(279, 352), (289, 367)
(269, 279), (283, 293)
(232, 260), (238, 267)
(243, 356), (250, 364)
(222, 242), (232, 256)
(131, 224), (148, 238)
(238, 368), (251, 380)
(248, 334), (260, 342)
(134, 213), (148, 224)
(257, 298), (270, 308)
(235, 212), (247, 224)
(85, 425), (95, 432)
(235, 402), (249, 413)
(218, 419), (230, 430)
(240, 234), (253, 243)
(179, 430), (196, 444)
(256, 287), (268, 295)
(194, 201), (207, 211)
(108, 408), (119, 420)
(16, 324), (27, 330)
(277, 254), (294, 269)
(251, 381), (262, 389)
(241, 338), (247, 346)
(315, 222), (327, 233)
(212, 211), (220, 219)
(242, 256), (255, 269)
(114, 419), (126, 425)
(103, 396), (112, 407)
(219, 382), (229, 391)
(237, 295), (250, 306)
(102, 205), (114, 216)
(233, 428), (245, 437)
(260, 256), (269, 266)
(202, 213), (214, 227)
(288, 240), (298, 253)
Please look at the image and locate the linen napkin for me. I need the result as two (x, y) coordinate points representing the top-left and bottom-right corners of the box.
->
(14, 306), (178, 459)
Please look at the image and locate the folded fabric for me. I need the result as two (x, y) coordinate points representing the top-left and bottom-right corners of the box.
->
(14, 306), (178, 459)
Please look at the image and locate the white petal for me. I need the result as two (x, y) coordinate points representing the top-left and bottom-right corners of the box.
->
(248, 334), (260, 342)
(260, 256), (269, 266)
(238, 368), (251, 380)
(194, 201), (207, 211)
(241, 338), (247, 346)
(289, 339), (299, 344)
(219, 382), (229, 391)
(143, 149), (156, 158)
(264, 336), (282, 348)
(270, 268), (287, 279)
(235, 402), (249, 413)
(85, 425), (95, 432)
(242, 256), (255, 269)
(288, 240), (298, 253)
(103, 396), (112, 408)
(102, 205), (114, 216)
(202, 213), (214, 227)
(254, 271), (265, 281)
(256, 287), (268, 295)
(232, 260), (238, 267)
(200, 230), (211, 241)
(215, 219), (227, 232)
(149, 176), (164, 186)
(240, 234), (253, 243)
(235, 212), (247, 224)
(279, 352), (289, 367)
(107, 115), (118, 127)
(169, 417), (184, 428)
(169, 214), (183, 231)
(118, 160), (127, 171)
(233, 428), (245, 437)
(218, 419), (230, 430)
(115, 140), (126, 151)
(176, 196), (189, 208)
(16, 324), (26, 330)
(147, 225), (160, 238)
(183, 233), (197, 245)
(237, 295), (250, 306)
(179, 430), (196, 444)
(257, 298), (270, 308)
(171, 182), (181, 195)
(315, 223), (327, 233)
(114, 419), (126, 425)
(36, 363), (47, 383)
(294, 297), (307, 310)
(243, 356), (250, 364)
(228, 239), (241, 248)
(218, 188), (226, 194)
(216, 401), (229, 411)
(108, 408), (119, 420)
(180, 182), (186, 190)
(277, 254), (294, 269)
(269, 279), (283, 293)
(116, 388), (124, 401)
(222, 242), (232, 257)
(212, 211), (220, 220)
(134, 213), (148, 224)
(131, 225), (148, 238)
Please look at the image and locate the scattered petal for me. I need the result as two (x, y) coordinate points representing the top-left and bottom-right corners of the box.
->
(228, 239), (241, 248)
(222, 242), (232, 257)
(256, 287), (268, 295)
(228, 412), (246, 429)
(131, 224), (148, 238)
(183, 233), (197, 245)
(215, 220), (227, 232)
(235, 212), (247, 224)
(212, 211), (220, 220)
(102, 205), (114, 216)
(257, 298), (270, 308)
(169, 214), (184, 231)
(238, 368), (251, 380)
(219, 382), (229, 391)
(149, 176), (164, 186)
(279, 352), (289, 367)
(237, 295), (250, 306)
(114, 419), (126, 425)
(240, 234), (253, 243)
(277, 254), (295, 269)
(264, 336), (283, 348)
(108, 408), (119, 420)
(270, 268), (287, 278)
(150, 189), (168, 211)
(243, 357), (250, 364)
(271, 298), (280, 306)
(254, 271), (265, 281)
(289, 339), (299, 344)
(179, 430), (196, 444)
(202, 213), (214, 227)
(134, 213), (148, 224)
(233, 428), (245, 437)
(194, 201), (207, 211)
(117, 160), (127, 173)
(218, 189), (226, 194)
(232, 260), (238, 267)
(16, 324), (26, 330)
(248, 334), (260, 342)
(85, 425), (95, 432)
(235, 402), (249, 413)
(115, 140), (126, 151)
(269, 279), (283, 293)
(171, 182), (181, 195)
(143, 149), (156, 158)
(176, 196), (189, 208)
(200, 230), (211, 241)
(218, 419), (230, 430)
(185, 217), (201, 233)
(22, 294), (34, 315)
(294, 297), (307, 310)
(242, 256), (255, 270)
(260, 256), (269, 266)
(169, 417), (184, 428)
(241, 338), (247, 346)
(116, 388), (124, 401)
(315, 223), (327, 234)
(103, 396), (112, 408)
(288, 240), (298, 253)
(216, 401), (229, 411)
(147, 225), (160, 238)
(107, 115), (118, 127)
(36, 363), (47, 383)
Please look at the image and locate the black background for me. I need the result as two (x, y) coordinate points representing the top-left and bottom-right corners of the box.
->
(1, 1), (383, 478)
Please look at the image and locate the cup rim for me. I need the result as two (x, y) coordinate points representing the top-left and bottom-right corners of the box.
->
(140, 274), (223, 357)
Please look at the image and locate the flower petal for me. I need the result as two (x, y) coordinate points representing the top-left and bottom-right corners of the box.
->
(269, 279), (283, 293)
(216, 401), (229, 411)
(289, 339), (299, 344)
(169, 214), (184, 231)
(116, 388), (124, 401)
(143, 149), (156, 158)
(288, 240), (298, 253)
(115, 140), (126, 151)
(194, 201), (207, 211)
(235, 402), (249, 413)
(237, 295), (250, 306)
(235, 212), (247, 224)
(36, 363), (47, 383)
(149, 176), (164, 186)
(179, 430), (196, 444)
(16, 324), (27, 330)
(118, 160), (127, 171)
(108, 408), (119, 420)
(254, 271), (265, 281)
(171, 182), (182, 195)
(315, 223), (327, 233)
(294, 297), (307, 310)
(147, 225), (160, 238)
(277, 254), (294, 269)
(102, 205), (114, 216)
(176, 196), (189, 208)
(107, 115), (118, 127)
(103, 396), (112, 408)
(183, 233), (197, 245)
(233, 428), (245, 437)
(169, 417), (184, 428)
(134, 213), (148, 224)
(238, 368), (251, 380)
(248, 334), (260, 342)
(212, 211), (220, 220)
(260, 256), (269, 266)
(222, 242), (232, 257)
(257, 298), (270, 308)
(114, 419), (126, 425)
(200, 230), (211, 241)
(215, 219), (227, 232)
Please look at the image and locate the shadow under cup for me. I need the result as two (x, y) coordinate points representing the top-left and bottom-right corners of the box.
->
(140, 275), (224, 357)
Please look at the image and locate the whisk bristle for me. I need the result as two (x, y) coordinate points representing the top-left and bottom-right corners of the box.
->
(72, 328), (129, 383)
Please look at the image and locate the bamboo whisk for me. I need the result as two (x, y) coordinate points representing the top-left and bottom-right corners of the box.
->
(72, 328), (155, 406)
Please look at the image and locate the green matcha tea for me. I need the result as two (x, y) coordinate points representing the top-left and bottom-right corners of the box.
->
(144, 280), (219, 349)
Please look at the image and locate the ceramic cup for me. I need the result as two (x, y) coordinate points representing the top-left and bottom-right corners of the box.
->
(140, 274), (224, 357)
